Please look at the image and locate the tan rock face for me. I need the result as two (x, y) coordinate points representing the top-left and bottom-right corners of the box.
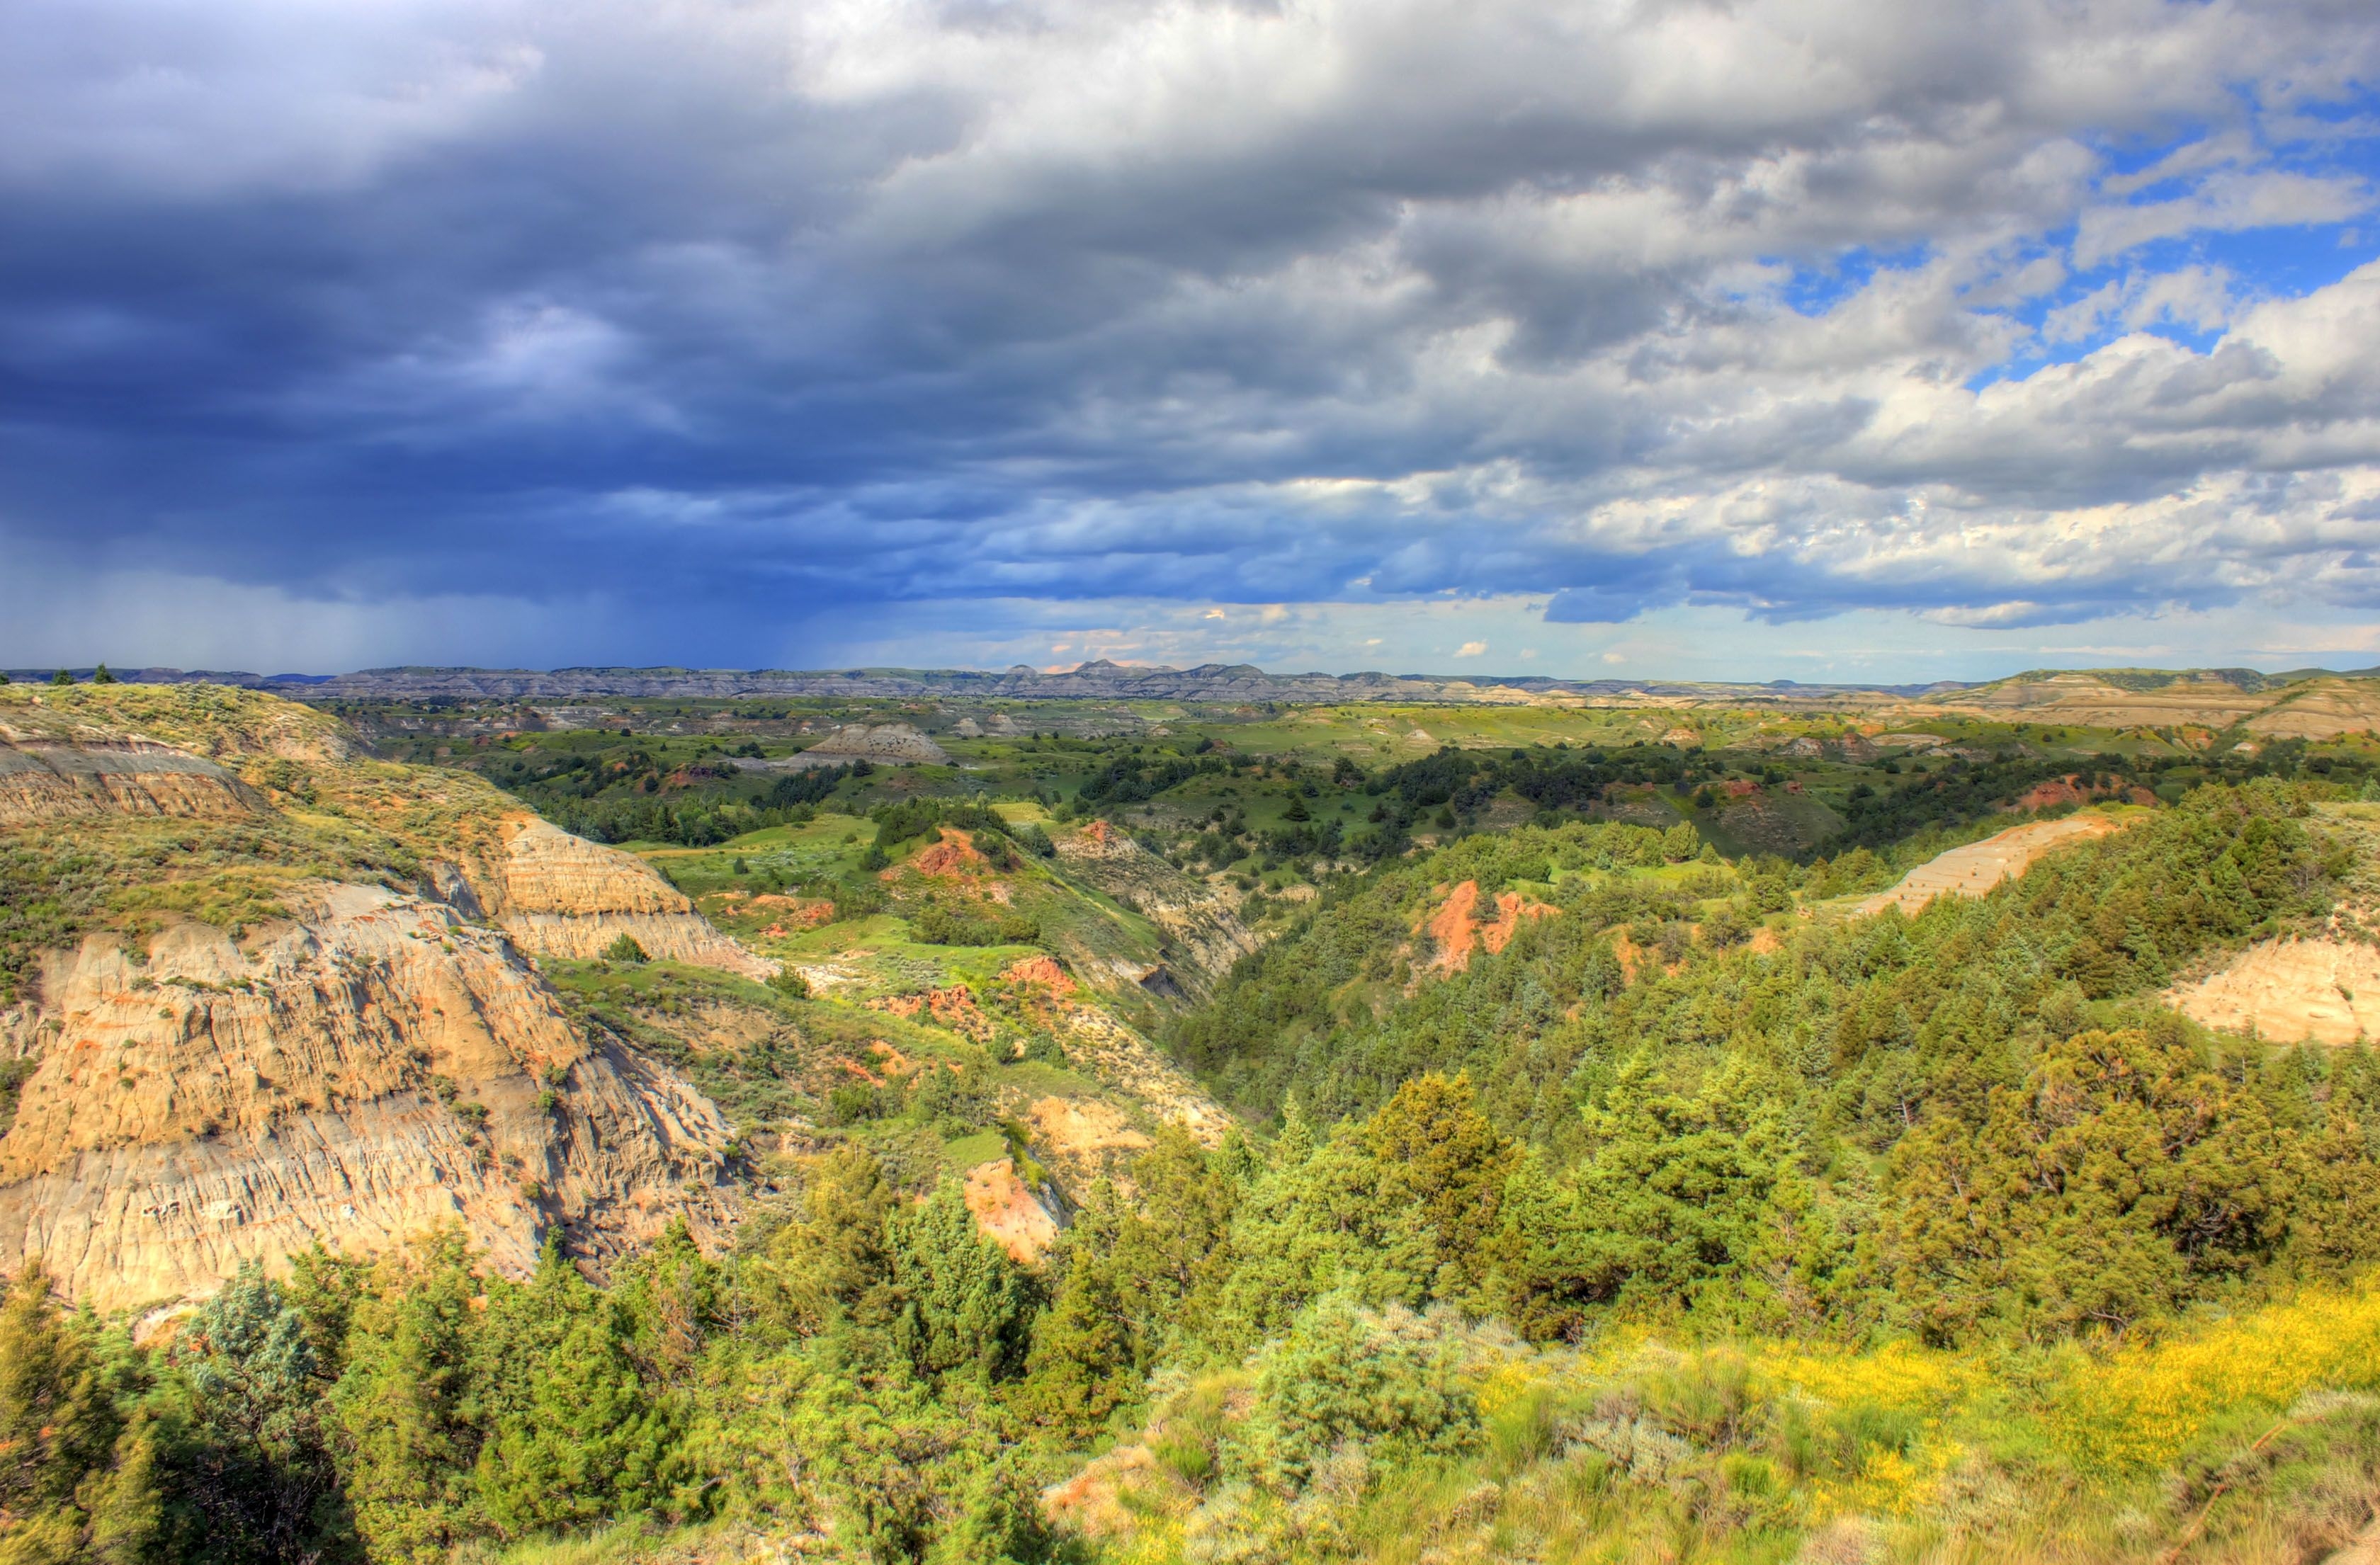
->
(0, 883), (735, 1311)
(1931, 673), (2272, 729)
(471, 817), (776, 980)
(1854, 814), (2126, 918)
(2165, 938), (2380, 1045)
(0, 687), (769, 1310)
(1028, 1096), (1152, 1160)
(2242, 680), (2380, 741)
(1054, 1006), (1232, 1148)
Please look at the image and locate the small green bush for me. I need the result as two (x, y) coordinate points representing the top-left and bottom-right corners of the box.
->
(1225, 1297), (1479, 1491)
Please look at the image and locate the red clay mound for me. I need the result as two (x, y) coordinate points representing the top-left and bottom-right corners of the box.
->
(1481, 890), (1556, 955)
(964, 1158), (1060, 1262)
(2017, 775), (2093, 810)
(911, 828), (991, 878)
(1421, 880), (1558, 972)
(868, 984), (993, 1042)
(2016, 775), (2156, 812)
(1002, 954), (1077, 996)
(1422, 880), (1483, 972)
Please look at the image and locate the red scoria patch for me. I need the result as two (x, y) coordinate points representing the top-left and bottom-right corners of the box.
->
(1001, 954), (1077, 996)
(910, 829), (990, 877)
(1419, 880), (1558, 973)
(1480, 889), (1557, 955)
(866, 984), (993, 1042)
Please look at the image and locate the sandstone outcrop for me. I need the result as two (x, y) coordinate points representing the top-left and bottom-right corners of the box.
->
(2241, 679), (2380, 741)
(0, 884), (734, 1311)
(1050, 1005), (1233, 1147)
(470, 816), (776, 981)
(0, 683), (776, 1309)
(1928, 672), (2273, 729)
(800, 723), (951, 765)
(2165, 938), (2380, 1045)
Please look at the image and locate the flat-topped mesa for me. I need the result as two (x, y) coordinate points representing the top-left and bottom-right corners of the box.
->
(0, 885), (735, 1313)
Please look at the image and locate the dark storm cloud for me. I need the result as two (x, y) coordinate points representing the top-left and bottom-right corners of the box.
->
(3, 0), (2380, 664)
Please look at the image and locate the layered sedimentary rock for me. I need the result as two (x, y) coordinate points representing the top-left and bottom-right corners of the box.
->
(0, 684), (774, 1308)
(0, 885), (734, 1311)
(798, 722), (951, 765)
(0, 736), (264, 825)
(2242, 680), (2380, 741)
(469, 816), (776, 980)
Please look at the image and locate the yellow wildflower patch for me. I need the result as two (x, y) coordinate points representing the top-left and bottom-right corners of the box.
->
(2051, 1276), (2380, 1472)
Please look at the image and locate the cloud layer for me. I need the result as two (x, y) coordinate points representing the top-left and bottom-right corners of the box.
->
(2, 0), (2377, 671)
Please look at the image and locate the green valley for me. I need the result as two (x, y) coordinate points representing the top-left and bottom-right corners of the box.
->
(5, 672), (2380, 1564)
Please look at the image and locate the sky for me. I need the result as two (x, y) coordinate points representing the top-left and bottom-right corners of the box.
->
(4, 0), (2380, 683)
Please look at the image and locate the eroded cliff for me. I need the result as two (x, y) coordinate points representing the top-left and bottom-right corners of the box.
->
(1053, 819), (1257, 996)
(0, 683), (764, 1307)
(0, 886), (734, 1312)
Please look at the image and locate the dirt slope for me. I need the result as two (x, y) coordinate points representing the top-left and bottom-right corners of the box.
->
(1053, 820), (1258, 996)
(2165, 939), (2380, 1045)
(1854, 814), (2126, 917)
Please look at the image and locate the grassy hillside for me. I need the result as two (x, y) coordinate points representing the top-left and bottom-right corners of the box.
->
(0, 683), (516, 1001)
